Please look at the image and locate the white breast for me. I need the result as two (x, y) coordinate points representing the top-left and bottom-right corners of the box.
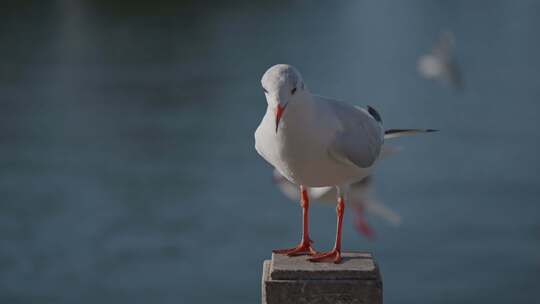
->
(255, 96), (372, 187)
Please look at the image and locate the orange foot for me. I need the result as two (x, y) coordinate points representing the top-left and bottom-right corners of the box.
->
(272, 240), (317, 256)
(308, 248), (341, 263)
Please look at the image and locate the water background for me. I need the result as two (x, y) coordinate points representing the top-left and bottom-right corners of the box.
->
(1, 1), (539, 303)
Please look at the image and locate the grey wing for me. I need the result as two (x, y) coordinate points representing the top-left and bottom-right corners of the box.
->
(433, 30), (454, 60)
(446, 61), (463, 90)
(327, 100), (384, 168)
(364, 198), (402, 226)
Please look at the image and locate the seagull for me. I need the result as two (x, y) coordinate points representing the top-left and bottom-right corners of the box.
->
(254, 64), (436, 263)
(417, 30), (463, 90)
(272, 170), (402, 240)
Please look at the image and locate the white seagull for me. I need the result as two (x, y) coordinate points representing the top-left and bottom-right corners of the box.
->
(272, 170), (401, 240)
(417, 31), (463, 90)
(254, 64), (436, 263)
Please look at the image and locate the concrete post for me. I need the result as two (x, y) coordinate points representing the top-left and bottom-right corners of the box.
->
(262, 252), (382, 304)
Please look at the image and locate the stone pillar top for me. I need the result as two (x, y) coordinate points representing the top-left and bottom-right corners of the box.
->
(270, 252), (378, 280)
(262, 252), (383, 304)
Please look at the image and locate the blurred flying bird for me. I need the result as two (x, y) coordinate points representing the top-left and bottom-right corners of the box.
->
(417, 31), (463, 90)
(272, 169), (401, 240)
(254, 64), (437, 263)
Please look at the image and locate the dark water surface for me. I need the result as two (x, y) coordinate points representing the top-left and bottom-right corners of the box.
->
(1, 1), (539, 303)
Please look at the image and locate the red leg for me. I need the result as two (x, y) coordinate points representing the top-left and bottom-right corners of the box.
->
(309, 196), (345, 263)
(273, 186), (317, 256)
(353, 204), (375, 240)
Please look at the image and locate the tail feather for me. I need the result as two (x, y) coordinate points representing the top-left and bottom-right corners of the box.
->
(384, 129), (438, 139)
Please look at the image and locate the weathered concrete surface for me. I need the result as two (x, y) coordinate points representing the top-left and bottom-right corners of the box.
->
(271, 252), (377, 280)
(262, 252), (382, 304)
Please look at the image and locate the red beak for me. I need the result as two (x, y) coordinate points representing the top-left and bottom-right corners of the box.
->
(275, 104), (287, 133)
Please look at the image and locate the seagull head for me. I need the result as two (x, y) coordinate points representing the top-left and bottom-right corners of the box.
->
(261, 64), (305, 133)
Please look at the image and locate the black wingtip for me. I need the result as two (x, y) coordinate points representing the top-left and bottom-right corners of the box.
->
(384, 128), (439, 136)
(367, 105), (382, 123)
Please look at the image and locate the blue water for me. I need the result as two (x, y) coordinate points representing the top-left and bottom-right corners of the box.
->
(1, 1), (539, 303)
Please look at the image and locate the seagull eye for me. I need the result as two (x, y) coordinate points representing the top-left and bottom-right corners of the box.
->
(262, 87), (268, 94)
(291, 87), (297, 95)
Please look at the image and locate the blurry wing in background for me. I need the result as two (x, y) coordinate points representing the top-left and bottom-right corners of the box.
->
(445, 60), (464, 90)
(272, 168), (401, 240)
(272, 169), (299, 201)
(347, 177), (401, 239)
(417, 30), (464, 90)
(309, 186), (336, 202)
(378, 144), (402, 160)
(272, 169), (334, 202)
(364, 198), (402, 226)
(432, 30), (454, 60)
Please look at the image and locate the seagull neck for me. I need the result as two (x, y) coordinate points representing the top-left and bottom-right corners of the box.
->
(287, 91), (314, 112)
